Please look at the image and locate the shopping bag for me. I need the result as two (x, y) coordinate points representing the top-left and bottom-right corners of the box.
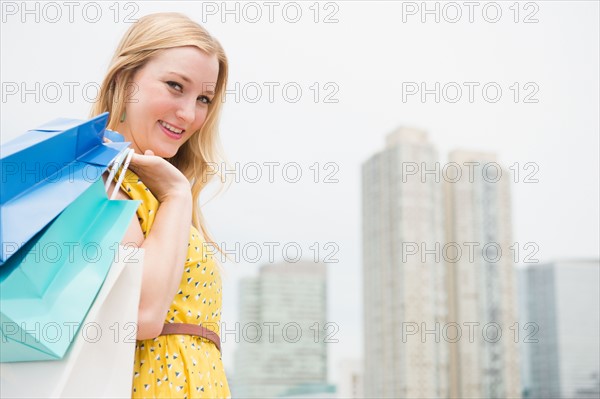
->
(0, 178), (140, 362)
(0, 112), (130, 264)
(0, 245), (144, 398)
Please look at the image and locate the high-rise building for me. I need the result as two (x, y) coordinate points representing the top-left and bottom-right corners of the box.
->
(233, 261), (328, 398)
(444, 150), (521, 398)
(362, 128), (449, 398)
(519, 260), (600, 399)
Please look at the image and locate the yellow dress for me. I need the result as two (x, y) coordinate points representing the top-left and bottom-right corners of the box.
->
(118, 169), (231, 399)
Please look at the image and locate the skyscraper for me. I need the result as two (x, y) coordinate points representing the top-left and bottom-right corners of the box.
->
(444, 151), (521, 398)
(233, 261), (328, 398)
(362, 128), (448, 398)
(519, 259), (600, 399)
(362, 130), (526, 398)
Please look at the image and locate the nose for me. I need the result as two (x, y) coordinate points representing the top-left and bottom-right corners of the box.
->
(175, 98), (196, 125)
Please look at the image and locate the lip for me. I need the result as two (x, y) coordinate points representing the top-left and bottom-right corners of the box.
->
(160, 120), (185, 131)
(158, 120), (184, 140)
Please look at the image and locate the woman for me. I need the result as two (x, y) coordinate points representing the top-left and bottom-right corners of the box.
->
(94, 12), (231, 398)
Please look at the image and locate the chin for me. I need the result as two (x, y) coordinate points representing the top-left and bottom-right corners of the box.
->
(157, 149), (179, 159)
(142, 147), (172, 159)
(150, 142), (181, 159)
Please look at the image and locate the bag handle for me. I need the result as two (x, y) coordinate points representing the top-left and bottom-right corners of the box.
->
(105, 149), (135, 200)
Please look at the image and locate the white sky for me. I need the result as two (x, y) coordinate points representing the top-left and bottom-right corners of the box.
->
(1, 0), (599, 383)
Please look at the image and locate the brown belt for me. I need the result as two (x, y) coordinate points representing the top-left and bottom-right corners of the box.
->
(160, 323), (221, 352)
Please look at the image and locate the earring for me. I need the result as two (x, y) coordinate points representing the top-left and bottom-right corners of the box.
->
(120, 110), (126, 123)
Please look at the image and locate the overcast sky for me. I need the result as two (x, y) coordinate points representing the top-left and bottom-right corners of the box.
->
(1, 0), (598, 383)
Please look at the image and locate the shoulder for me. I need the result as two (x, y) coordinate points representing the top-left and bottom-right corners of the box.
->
(102, 171), (144, 245)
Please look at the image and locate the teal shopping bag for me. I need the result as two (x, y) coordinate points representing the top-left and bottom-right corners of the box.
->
(0, 179), (140, 362)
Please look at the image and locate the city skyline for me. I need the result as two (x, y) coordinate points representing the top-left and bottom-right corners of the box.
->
(362, 129), (524, 398)
(1, 1), (598, 390)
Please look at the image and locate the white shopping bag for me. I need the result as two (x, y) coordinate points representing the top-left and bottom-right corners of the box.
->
(0, 245), (144, 398)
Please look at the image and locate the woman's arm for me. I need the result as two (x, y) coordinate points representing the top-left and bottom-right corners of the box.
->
(136, 192), (191, 339)
(104, 151), (192, 340)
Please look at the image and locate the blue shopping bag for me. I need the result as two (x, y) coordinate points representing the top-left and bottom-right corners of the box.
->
(0, 112), (129, 264)
(0, 179), (140, 362)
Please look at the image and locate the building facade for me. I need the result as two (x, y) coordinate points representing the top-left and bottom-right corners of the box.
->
(444, 151), (521, 398)
(233, 261), (328, 398)
(520, 260), (600, 399)
(362, 128), (448, 398)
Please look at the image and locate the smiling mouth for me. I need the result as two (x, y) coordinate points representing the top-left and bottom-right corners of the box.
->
(159, 120), (185, 135)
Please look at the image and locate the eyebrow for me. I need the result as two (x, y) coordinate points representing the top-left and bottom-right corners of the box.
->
(168, 71), (215, 95)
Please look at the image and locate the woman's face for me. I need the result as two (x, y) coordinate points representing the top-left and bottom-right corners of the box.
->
(118, 46), (219, 158)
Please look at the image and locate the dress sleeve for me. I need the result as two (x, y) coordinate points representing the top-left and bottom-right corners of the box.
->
(115, 169), (159, 238)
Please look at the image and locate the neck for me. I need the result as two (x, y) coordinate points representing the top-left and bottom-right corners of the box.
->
(115, 122), (142, 154)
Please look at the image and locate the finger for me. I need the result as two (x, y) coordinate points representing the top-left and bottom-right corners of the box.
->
(127, 152), (144, 168)
(127, 150), (157, 172)
(128, 151), (154, 169)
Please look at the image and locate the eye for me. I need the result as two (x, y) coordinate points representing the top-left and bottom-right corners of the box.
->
(166, 81), (183, 91)
(197, 95), (212, 105)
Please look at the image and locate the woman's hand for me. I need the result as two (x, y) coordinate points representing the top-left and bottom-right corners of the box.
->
(128, 150), (191, 203)
(103, 137), (189, 202)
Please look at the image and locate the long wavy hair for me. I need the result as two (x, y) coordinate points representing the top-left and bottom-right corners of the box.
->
(91, 12), (228, 246)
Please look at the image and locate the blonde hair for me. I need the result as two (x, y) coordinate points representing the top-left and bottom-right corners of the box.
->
(91, 12), (228, 246)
